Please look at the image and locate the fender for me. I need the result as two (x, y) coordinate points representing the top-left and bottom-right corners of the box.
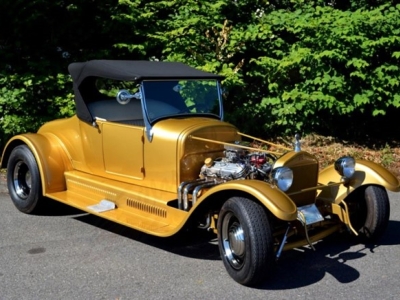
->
(317, 159), (400, 203)
(195, 180), (298, 221)
(1, 133), (72, 194)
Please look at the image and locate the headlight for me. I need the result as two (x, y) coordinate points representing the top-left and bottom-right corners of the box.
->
(334, 156), (356, 179)
(271, 167), (293, 192)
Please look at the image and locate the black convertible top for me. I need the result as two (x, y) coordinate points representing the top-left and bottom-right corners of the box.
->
(69, 60), (223, 85)
(68, 60), (223, 123)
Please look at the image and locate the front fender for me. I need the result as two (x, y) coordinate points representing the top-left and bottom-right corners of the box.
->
(197, 180), (297, 221)
(1, 133), (72, 194)
(317, 159), (400, 203)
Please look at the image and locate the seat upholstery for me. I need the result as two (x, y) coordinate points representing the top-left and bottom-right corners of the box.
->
(87, 100), (144, 126)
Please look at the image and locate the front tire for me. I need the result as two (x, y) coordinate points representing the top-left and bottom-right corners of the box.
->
(349, 185), (390, 242)
(217, 197), (274, 286)
(7, 145), (43, 213)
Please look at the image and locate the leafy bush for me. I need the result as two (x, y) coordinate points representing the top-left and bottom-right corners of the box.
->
(1, 0), (400, 151)
(0, 72), (75, 148)
(248, 4), (400, 136)
(143, 1), (400, 137)
(0, 0), (131, 151)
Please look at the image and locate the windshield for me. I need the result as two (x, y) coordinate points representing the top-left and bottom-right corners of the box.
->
(141, 80), (222, 123)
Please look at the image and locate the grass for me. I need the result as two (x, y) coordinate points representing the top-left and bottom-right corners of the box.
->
(289, 134), (400, 179)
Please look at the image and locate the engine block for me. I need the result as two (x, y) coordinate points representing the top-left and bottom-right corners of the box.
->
(200, 159), (249, 179)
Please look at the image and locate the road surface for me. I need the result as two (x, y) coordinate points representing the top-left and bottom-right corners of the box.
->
(0, 178), (399, 299)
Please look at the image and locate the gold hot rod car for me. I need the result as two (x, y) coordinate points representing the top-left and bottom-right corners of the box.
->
(1, 60), (399, 286)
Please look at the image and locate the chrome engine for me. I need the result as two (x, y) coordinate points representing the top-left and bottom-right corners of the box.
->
(199, 145), (273, 181)
(178, 144), (276, 211)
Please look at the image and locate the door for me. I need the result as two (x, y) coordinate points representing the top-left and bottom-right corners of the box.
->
(102, 122), (145, 180)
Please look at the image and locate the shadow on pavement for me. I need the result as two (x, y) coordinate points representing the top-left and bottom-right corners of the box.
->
(72, 209), (400, 289)
(5, 187), (399, 290)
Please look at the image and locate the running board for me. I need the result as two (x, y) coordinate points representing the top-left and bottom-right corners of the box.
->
(45, 171), (188, 237)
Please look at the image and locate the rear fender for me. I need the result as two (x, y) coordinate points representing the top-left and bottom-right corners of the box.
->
(1, 133), (72, 194)
(317, 159), (400, 203)
(197, 180), (297, 221)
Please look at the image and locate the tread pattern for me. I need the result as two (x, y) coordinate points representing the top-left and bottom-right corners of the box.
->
(361, 185), (390, 241)
(218, 197), (274, 286)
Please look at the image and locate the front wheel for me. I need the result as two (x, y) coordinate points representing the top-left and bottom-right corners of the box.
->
(349, 185), (390, 242)
(7, 145), (43, 213)
(217, 197), (274, 286)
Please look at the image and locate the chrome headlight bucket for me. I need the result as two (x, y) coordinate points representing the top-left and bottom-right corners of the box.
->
(271, 166), (293, 192)
(334, 156), (356, 179)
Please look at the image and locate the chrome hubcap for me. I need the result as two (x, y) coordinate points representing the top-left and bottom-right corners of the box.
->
(221, 212), (245, 269)
(13, 161), (32, 199)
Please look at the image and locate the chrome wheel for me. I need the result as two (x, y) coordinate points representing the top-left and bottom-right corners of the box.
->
(7, 145), (43, 214)
(217, 197), (274, 286)
(221, 212), (246, 269)
(13, 161), (32, 199)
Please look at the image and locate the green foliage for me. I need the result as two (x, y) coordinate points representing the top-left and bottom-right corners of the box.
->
(380, 143), (395, 168)
(1, 0), (400, 150)
(0, 0), (134, 150)
(242, 3), (400, 136)
(139, 1), (400, 137)
(0, 72), (75, 135)
(147, 1), (250, 84)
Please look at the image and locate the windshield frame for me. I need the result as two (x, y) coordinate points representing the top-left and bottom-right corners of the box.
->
(139, 79), (224, 141)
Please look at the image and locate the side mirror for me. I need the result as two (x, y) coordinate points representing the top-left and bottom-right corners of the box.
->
(116, 90), (140, 105)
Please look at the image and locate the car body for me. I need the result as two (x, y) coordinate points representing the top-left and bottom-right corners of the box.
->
(1, 60), (399, 286)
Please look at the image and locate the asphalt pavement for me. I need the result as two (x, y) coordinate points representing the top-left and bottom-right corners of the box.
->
(1, 170), (400, 299)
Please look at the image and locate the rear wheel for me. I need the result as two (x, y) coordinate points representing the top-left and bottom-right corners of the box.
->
(349, 185), (390, 242)
(217, 197), (274, 286)
(7, 145), (43, 213)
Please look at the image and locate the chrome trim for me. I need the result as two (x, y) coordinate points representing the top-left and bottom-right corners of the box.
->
(197, 212), (212, 229)
(178, 178), (206, 210)
(294, 133), (301, 152)
(116, 89), (140, 105)
(178, 179), (218, 211)
(276, 224), (291, 260)
(183, 180), (208, 211)
(192, 181), (218, 205)
(13, 161), (31, 199)
(221, 212), (245, 269)
(334, 156), (355, 179)
(271, 166), (293, 192)
(217, 81), (224, 121)
(139, 84), (154, 142)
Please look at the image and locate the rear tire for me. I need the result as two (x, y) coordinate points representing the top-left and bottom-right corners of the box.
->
(7, 145), (43, 213)
(349, 185), (390, 242)
(217, 197), (274, 286)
